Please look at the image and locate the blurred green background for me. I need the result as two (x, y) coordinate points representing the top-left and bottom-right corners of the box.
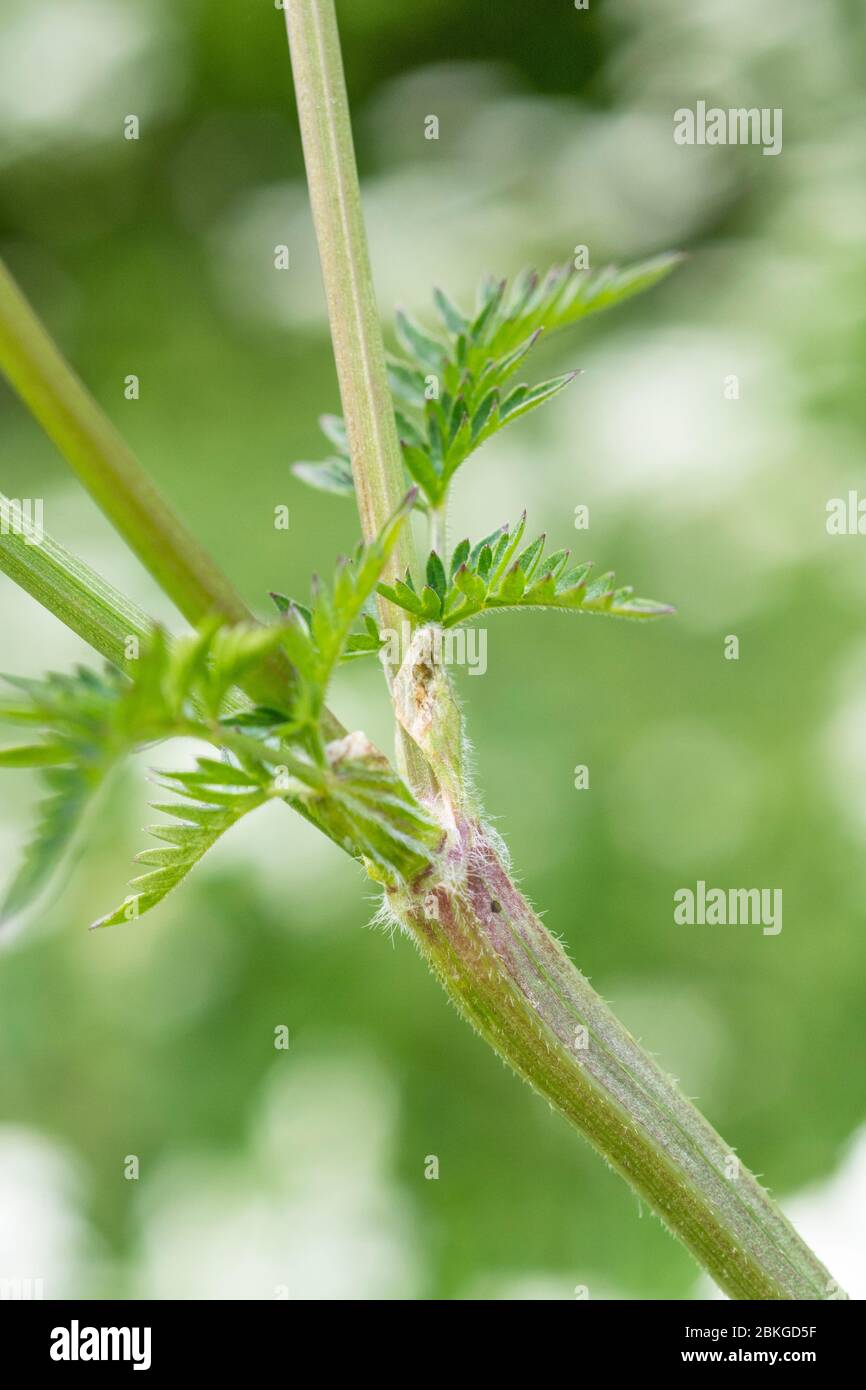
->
(2, 0), (866, 1299)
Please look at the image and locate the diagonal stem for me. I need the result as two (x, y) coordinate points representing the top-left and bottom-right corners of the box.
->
(0, 258), (250, 630)
(0, 258), (341, 733)
(0, 493), (155, 668)
(0, 500), (352, 846)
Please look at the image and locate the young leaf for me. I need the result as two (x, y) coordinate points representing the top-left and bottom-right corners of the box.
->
(450, 538), (470, 579)
(292, 457), (355, 498)
(499, 372), (579, 424)
(433, 286), (470, 336)
(298, 257), (680, 520)
(0, 667), (127, 922)
(0, 742), (72, 767)
(378, 578), (424, 618)
(376, 519), (675, 630)
(401, 443), (443, 506)
(276, 493), (417, 735)
(319, 413), (349, 452)
(394, 309), (447, 370)
(91, 760), (276, 929)
(378, 255), (680, 513)
(0, 504), (441, 930)
(425, 551), (447, 601)
(0, 625), (290, 923)
(1, 764), (93, 923)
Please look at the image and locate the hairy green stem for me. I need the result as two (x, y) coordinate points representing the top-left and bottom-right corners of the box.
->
(394, 813), (841, 1300)
(283, 2), (843, 1298)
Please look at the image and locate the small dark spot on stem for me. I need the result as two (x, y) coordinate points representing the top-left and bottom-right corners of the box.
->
(490, 899), (501, 914)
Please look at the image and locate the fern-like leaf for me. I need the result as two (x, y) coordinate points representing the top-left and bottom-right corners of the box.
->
(270, 490), (414, 735)
(378, 515), (675, 626)
(291, 456), (355, 498)
(0, 625), (290, 923)
(90, 757), (276, 929)
(0, 668), (129, 921)
(0, 502), (439, 927)
(290, 254), (681, 509)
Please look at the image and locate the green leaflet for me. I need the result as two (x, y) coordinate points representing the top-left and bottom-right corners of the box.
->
(0, 626), (290, 924)
(0, 667), (129, 922)
(0, 498), (437, 927)
(0, 742), (73, 767)
(0, 763), (92, 923)
(343, 614), (386, 660)
(379, 515), (675, 627)
(291, 456), (355, 498)
(270, 490), (415, 735)
(290, 253), (682, 509)
(90, 759), (277, 929)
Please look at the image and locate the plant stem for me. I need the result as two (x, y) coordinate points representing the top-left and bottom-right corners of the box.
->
(0, 259), (342, 733)
(0, 500), (360, 848)
(283, 0), (433, 795)
(0, 494), (155, 668)
(0, 258), (249, 631)
(282, 0), (410, 564)
(0, 7), (839, 1303)
(283, 2), (844, 1298)
(393, 815), (842, 1300)
(430, 505), (446, 562)
(1, 488), (841, 1295)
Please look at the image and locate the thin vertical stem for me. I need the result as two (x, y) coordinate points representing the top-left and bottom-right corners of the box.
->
(283, 0), (410, 561)
(284, 0), (433, 793)
(430, 505), (447, 563)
